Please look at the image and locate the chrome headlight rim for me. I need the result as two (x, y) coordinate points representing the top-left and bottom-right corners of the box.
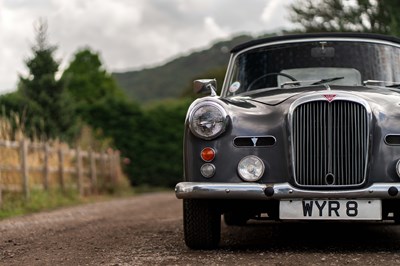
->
(237, 155), (265, 182)
(188, 101), (229, 140)
(396, 159), (400, 177)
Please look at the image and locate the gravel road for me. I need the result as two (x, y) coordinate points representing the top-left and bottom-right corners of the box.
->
(1, 192), (400, 265)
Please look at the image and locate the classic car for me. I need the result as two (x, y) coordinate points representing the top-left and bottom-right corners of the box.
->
(175, 33), (400, 249)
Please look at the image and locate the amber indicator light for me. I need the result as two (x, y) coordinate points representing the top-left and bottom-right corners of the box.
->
(201, 147), (215, 162)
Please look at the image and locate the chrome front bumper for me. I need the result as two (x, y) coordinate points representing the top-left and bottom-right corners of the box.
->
(175, 182), (400, 200)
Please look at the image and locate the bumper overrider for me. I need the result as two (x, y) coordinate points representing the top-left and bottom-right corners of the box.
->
(175, 182), (400, 200)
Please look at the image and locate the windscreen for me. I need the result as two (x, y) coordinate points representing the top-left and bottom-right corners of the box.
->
(225, 40), (400, 96)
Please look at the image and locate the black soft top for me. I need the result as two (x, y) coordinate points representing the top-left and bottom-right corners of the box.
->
(231, 32), (400, 53)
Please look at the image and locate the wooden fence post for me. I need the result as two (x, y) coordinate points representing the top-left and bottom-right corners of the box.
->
(115, 150), (121, 183)
(101, 152), (108, 181)
(0, 185), (2, 207)
(20, 139), (29, 200)
(89, 150), (97, 194)
(58, 147), (65, 192)
(109, 151), (116, 187)
(76, 147), (83, 196)
(0, 170), (2, 207)
(43, 143), (50, 191)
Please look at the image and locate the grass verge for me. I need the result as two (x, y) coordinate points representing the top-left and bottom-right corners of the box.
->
(0, 185), (172, 220)
(0, 189), (84, 219)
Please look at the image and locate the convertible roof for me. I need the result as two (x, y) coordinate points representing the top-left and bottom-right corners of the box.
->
(231, 32), (400, 53)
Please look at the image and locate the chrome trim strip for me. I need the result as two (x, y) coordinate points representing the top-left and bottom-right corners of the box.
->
(288, 91), (372, 188)
(288, 91), (372, 114)
(175, 182), (400, 199)
(222, 53), (234, 97)
(235, 37), (400, 59)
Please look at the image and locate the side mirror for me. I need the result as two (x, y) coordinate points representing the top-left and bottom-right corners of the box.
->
(193, 79), (217, 96)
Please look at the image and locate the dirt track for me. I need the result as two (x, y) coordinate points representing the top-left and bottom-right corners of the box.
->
(1, 192), (400, 265)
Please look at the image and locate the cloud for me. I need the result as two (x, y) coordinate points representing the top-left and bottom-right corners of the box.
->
(203, 16), (229, 39)
(261, 0), (294, 30)
(0, 0), (295, 92)
(261, 0), (281, 23)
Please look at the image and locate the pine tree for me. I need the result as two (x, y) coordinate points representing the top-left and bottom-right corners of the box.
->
(18, 19), (78, 141)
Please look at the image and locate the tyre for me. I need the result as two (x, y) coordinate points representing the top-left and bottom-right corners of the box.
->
(223, 212), (248, 226)
(183, 199), (221, 249)
(394, 211), (400, 224)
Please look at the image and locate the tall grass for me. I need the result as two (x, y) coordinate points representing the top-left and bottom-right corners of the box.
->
(0, 113), (132, 218)
(0, 189), (81, 219)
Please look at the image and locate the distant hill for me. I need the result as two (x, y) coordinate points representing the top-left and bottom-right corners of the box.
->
(112, 35), (253, 103)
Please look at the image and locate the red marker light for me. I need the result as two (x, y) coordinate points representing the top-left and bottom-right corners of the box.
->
(201, 147), (216, 162)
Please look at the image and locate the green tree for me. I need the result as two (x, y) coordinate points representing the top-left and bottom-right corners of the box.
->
(62, 48), (124, 106)
(61, 48), (128, 134)
(62, 47), (147, 185)
(290, 0), (400, 36)
(1, 19), (78, 141)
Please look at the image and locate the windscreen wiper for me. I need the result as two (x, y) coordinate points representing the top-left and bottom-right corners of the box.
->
(363, 80), (400, 88)
(310, 76), (344, 85)
(280, 80), (301, 88)
(281, 77), (344, 88)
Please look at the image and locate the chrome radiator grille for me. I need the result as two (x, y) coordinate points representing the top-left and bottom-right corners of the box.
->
(292, 100), (369, 187)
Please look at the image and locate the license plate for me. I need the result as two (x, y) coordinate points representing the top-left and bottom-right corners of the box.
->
(279, 199), (382, 220)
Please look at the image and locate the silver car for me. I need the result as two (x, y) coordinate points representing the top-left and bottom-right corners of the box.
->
(176, 33), (400, 249)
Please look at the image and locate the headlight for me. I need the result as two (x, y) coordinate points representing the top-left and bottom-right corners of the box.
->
(238, 155), (265, 182)
(189, 102), (228, 140)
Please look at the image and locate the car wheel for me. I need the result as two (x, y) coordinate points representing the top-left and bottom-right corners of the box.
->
(183, 199), (221, 249)
(223, 212), (248, 226)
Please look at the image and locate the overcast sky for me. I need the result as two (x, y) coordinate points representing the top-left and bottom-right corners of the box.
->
(0, 0), (295, 93)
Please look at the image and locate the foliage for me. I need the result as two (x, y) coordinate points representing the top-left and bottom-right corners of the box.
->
(113, 35), (253, 103)
(62, 48), (124, 106)
(61, 48), (128, 149)
(0, 93), (35, 139)
(61, 48), (147, 185)
(290, 0), (400, 35)
(60, 46), (196, 187)
(132, 98), (191, 187)
(83, 96), (144, 179)
(0, 188), (80, 219)
(0, 21), (257, 188)
(16, 19), (79, 141)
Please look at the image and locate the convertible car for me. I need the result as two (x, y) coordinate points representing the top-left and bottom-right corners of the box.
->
(175, 33), (400, 249)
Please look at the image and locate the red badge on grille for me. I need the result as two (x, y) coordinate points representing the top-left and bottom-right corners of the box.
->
(323, 94), (336, 102)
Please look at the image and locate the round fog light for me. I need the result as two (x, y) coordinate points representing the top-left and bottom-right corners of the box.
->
(238, 155), (265, 182)
(200, 163), (216, 178)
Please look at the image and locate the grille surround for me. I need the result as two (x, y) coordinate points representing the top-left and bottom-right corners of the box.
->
(289, 93), (371, 188)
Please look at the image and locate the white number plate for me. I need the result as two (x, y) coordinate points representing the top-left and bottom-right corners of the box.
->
(279, 199), (382, 220)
